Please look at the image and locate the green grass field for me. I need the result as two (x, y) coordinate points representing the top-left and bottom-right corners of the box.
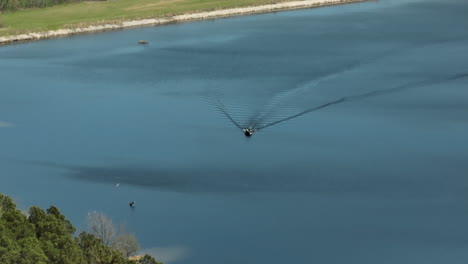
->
(0, 0), (292, 36)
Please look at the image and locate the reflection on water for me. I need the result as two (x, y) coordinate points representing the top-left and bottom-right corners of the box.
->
(1, 0), (468, 264)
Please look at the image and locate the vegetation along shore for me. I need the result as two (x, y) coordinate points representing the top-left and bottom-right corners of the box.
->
(0, 193), (162, 263)
(0, 0), (372, 44)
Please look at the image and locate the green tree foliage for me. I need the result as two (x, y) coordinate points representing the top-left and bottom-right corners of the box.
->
(138, 254), (163, 264)
(0, 0), (88, 12)
(0, 224), (21, 264)
(2, 209), (35, 240)
(16, 237), (48, 264)
(0, 0), (9, 13)
(77, 232), (135, 264)
(0, 194), (47, 264)
(0, 193), (161, 264)
(28, 205), (85, 264)
(0, 193), (16, 214)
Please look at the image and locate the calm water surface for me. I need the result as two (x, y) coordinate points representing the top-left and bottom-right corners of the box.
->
(1, 0), (468, 263)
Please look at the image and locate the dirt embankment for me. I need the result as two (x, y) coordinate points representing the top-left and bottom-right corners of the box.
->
(0, 0), (371, 45)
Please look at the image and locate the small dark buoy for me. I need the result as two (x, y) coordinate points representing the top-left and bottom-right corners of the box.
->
(129, 201), (135, 207)
(138, 40), (149, 45)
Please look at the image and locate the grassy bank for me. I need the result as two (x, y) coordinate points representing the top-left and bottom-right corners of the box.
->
(0, 0), (298, 36)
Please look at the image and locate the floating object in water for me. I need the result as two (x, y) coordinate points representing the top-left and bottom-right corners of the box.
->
(243, 128), (254, 137)
(115, 183), (120, 187)
(138, 40), (149, 45)
(129, 201), (135, 207)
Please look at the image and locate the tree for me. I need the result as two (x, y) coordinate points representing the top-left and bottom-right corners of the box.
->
(0, 195), (48, 264)
(0, 225), (21, 264)
(0, 193), (16, 216)
(87, 211), (116, 246)
(47, 206), (75, 234)
(77, 232), (132, 264)
(138, 254), (163, 264)
(16, 237), (48, 264)
(28, 206), (85, 264)
(0, 0), (9, 12)
(112, 233), (140, 258)
(1, 208), (35, 241)
(1, 193), (150, 264)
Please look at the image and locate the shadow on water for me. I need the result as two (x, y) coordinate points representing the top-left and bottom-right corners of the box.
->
(15, 160), (468, 200)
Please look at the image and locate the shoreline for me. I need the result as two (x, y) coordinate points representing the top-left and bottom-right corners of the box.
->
(0, 0), (371, 45)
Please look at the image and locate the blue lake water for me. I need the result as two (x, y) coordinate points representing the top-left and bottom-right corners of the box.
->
(1, 0), (468, 263)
